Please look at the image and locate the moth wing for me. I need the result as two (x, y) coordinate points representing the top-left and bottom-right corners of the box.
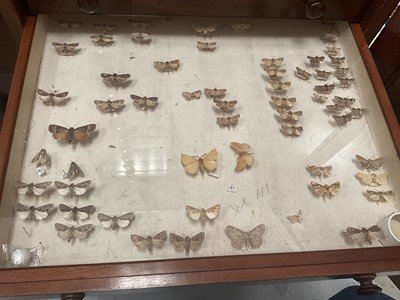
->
(193, 90), (201, 98)
(287, 214), (301, 224)
(208, 42), (217, 50)
(368, 225), (381, 233)
(181, 154), (199, 175)
(366, 190), (381, 201)
(35, 203), (54, 213)
(152, 230), (167, 248)
(32, 182), (51, 195)
(202, 148), (218, 172)
(97, 213), (113, 228)
(322, 166), (332, 176)
(52, 42), (63, 48)
(74, 224), (93, 239)
(68, 162), (85, 178)
(146, 97), (158, 107)
(131, 234), (149, 250)
(213, 99), (223, 108)
(73, 180), (91, 195)
(186, 205), (202, 221)
(205, 204), (220, 220)
(34, 205), (52, 220)
(153, 61), (166, 71)
(244, 154), (255, 167)
(377, 173), (387, 185)
(55, 223), (72, 240)
(169, 60), (180, 70)
(48, 125), (69, 141)
(16, 203), (31, 219)
(117, 212), (135, 228)
(53, 92), (68, 103)
(54, 181), (71, 196)
(355, 155), (368, 167)
(77, 205), (95, 220)
(230, 142), (249, 154)
(31, 149), (44, 163)
(94, 100), (110, 110)
(356, 172), (369, 184)
(189, 232), (205, 251)
(311, 181), (326, 196)
(101, 73), (113, 81)
(225, 226), (247, 249)
(345, 227), (365, 243)
(59, 204), (74, 219)
(67, 43), (79, 49)
(73, 124), (96, 142)
(182, 92), (193, 100)
(248, 224), (265, 248)
(169, 233), (186, 251)
(116, 74), (131, 83)
(37, 89), (51, 103)
(235, 156), (248, 171)
(197, 41), (207, 50)
(328, 182), (340, 196)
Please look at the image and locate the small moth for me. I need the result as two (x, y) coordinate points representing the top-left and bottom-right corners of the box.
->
(338, 77), (355, 87)
(93, 24), (116, 33)
(281, 125), (303, 136)
(37, 89), (68, 105)
(186, 204), (220, 223)
(131, 231), (167, 252)
(31, 149), (50, 166)
(263, 67), (286, 78)
(356, 172), (387, 187)
(204, 88), (226, 98)
(333, 96), (356, 108)
(182, 90), (201, 100)
(307, 55), (325, 67)
(153, 60), (180, 72)
(276, 108), (303, 122)
(192, 24), (218, 35)
(231, 22), (251, 31)
(270, 80), (291, 91)
(130, 94), (158, 110)
(328, 55), (346, 66)
(90, 35), (114, 46)
(52, 42), (80, 56)
(101, 73), (131, 85)
(314, 84), (335, 94)
(225, 224), (265, 250)
(59, 204), (95, 222)
(355, 155), (384, 170)
(94, 99), (125, 112)
(58, 21), (81, 30)
(128, 20), (151, 29)
(261, 58), (284, 68)
(349, 107), (367, 118)
(16, 181), (52, 196)
(295, 67), (311, 80)
(197, 41), (217, 51)
(213, 99), (237, 110)
(315, 69), (332, 80)
(97, 212), (135, 230)
(131, 32), (152, 43)
(16, 203), (54, 221)
(216, 114), (240, 127)
(321, 33), (337, 43)
(54, 180), (91, 197)
(312, 93), (328, 103)
(48, 124), (96, 144)
(332, 114), (352, 125)
(169, 232), (205, 254)
(66, 161), (85, 180)
(287, 210), (303, 224)
(181, 148), (218, 175)
(342, 225), (382, 244)
(366, 190), (393, 202)
(334, 67), (350, 77)
(326, 46), (341, 56)
(325, 104), (345, 112)
(310, 181), (340, 197)
(307, 165), (332, 178)
(230, 142), (254, 171)
(55, 223), (93, 242)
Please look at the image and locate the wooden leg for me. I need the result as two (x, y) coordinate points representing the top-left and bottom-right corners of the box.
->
(60, 292), (85, 300)
(353, 273), (382, 295)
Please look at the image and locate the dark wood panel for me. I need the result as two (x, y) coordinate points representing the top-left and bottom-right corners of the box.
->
(387, 75), (400, 120)
(0, 73), (14, 95)
(24, 0), (372, 21)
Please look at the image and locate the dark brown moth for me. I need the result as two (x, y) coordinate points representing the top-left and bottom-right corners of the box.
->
(37, 89), (69, 105)
(94, 99), (125, 112)
(342, 225), (382, 244)
(16, 203), (55, 221)
(130, 94), (158, 110)
(90, 35), (114, 46)
(131, 231), (167, 252)
(52, 42), (80, 56)
(169, 232), (205, 254)
(216, 114), (240, 127)
(101, 73), (131, 85)
(55, 223), (93, 242)
(59, 204), (95, 222)
(66, 161), (85, 179)
(48, 124), (96, 144)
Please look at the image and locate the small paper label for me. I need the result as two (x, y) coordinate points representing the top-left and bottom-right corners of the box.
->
(36, 166), (46, 176)
(227, 184), (238, 193)
(208, 171), (220, 178)
(61, 171), (68, 180)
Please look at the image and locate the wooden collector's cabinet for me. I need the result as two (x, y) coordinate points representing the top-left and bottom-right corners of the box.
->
(0, 0), (400, 298)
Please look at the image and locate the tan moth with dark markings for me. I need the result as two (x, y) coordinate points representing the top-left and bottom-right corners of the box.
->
(170, 232), (205, 254)
(55, 223), (93, 242)
(213, 99), (237, 110)
(90, 35), (114, 46)
(94, 99), (125, 112)
(295, 67), (311, 80)
(311, 181), (340, 197)
(225, 224), (265, 250)
(216, 114), (240, 127)
(52, 42), (80, 56)
(153, 60), (180, 72)
(37, 89), (68, 105)
(182, 90), (201, 100)
(355, 155), (384, 170)
(281, 125), (303, 136)
(342, 225), (382, 244)
(101, 73), (131, 85)
(97, 212), (135, 230)
(307, 165), (332, 178)
(192, 24), (218, 35)
(54, 180), (91, 197)
(197, 41), (217, 51)
(130, 95), (158, 110)
(356, 172), (387, 187)
(186, 204), (220, 223)
(366, 190), (393, 202)
(131, 231), (167, 252)
(204, 88), (226, 98)
(271, 96), (296, 108)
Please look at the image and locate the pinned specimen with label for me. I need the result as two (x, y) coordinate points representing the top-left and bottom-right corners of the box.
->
(225, 224), (265, 250)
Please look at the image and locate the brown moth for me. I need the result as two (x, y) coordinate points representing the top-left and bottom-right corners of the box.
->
(170, 232), (205, 254)
(181, 148), (218, 175)
(334, 67), (350, 77)
(131, 231), (167, 252)
(342, 225), (382, 244)
(355, 155), (384, 170)
(225, 224), (265, 250)
(326, 46), (341, 56)
(90, 35), (114, 46)
(231, 22), (251, 31)
(130, 94), (158, 111)
(314, 84), (335, 94)
(131, 32), (152, 43)
(263, 67), (286, 78)
(338, 77), (355, 87)
(58, 21), (81, 30)
(333, 96), (356, 108)
(186, 204), (221, 223)
(312, 93), (328, 103)
(216, 114), (240, 127)
(310, 181), (340, 197)
(204, 88), (226, 98)
(37, 89), (69, 105)
(307, 165), (332, 178)
(55, 223), (93, 242)
(332, 114), (352, 125)
(315, 69), (332, 80)
(230, 142), (254, 171)
(261, 57), (284, 68)
(52, 42), (80, 56)
(54, 180), (91, 197)
(281, 125), (303, 136)
(270, 80), (291, 91)
(59, 204), (95, 222)
(97, 212), (135, 230)
(31, 149), (50, 166)
(356, 172), (387, 187)
(66, 161), (85, 180)
(197, 41), (217, 51)
(325, 104), (345, 112)
(366, 190), (393, 202)
(213, 99), (237, 110)
(307, 55), (325, 67)
(16, 203), (54, 221)
(101, 73), (131, 85)
(94, 99), (125, 112)
(93, 24), (116, 33)
(287, 210), (303, 224)
(182, 90), (201, 100)
(328, 55), (346, 66)
(349, 107), (367, 118)
(128, 20), (151, 29)
(321, 33), (337, 43)
(16, 181), (52, 196)
(276, 108), (303, 122)
(295, 67), (311, 80)
(153, 60), (180, 72)
(192, 24), (218, 35)
(48, 124), (96, 144)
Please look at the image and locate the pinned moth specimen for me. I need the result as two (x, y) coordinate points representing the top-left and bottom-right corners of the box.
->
(54, 180), (91, 197)
(333, 96), (356, 108)
(192, 24), (218, 35)
(332, 114), (352, 125)
(204, 88), (226, 98)
(90, 35), (114, 46)
(261, 57), (284, 68)
(216, 114), (240, 127)
(93, 24), (116, 33)
(16, 181), (52, 196)
(197, 41), (217, 51)
(16, 203), (54, 221)
(131, 32), (152, 43)
(231, 22), (251, 31)
(213, 99), (237, 110)
(281, 125), (303, 136)
(130, 94), (158, 110)
(307, 165), (332, 178)
(230, 142), (254, 171)
(349, 107), (367, 118)
(287, 210), (303, 224)
(270, 80), (291, 91)
(59, 204), (95, 222)
(314, 84), (335, 94)
(66, 161), (85, 180)
(263, 67), (286, 78)
(131, 231), (167, 252)
(310, 181), (340, 197)
(338, 77), (355, 87)
(342, 225), (382, 244)
(321, 33), (337, 43)
(55, 223), (93, 242)
(101, 73), (131, 85)
(153, 60), (180, 72)
(355, 155), (384, 170)
(170, 232), (205, 254)
(325, 104), (345, 112)
(52, 42), (79, 56)
(326, 45), (341, 56)
(277, 108), (303, 122)
(356, 172), (387, 186)
(307, 55), (324, 67)
(315, 69), (332, 80)
(366, 190), (393, 202)
(48, 124), (96, 144)
(182, 90), (201, 100)
(37, 89), (68, 105)
(129, 20), (151, 29)
(295, 67), (311, 80)
(186, 204), (220, 223)
(334, 67), (350, 77)
(94, 99), (125, 112)
(312, 93), (328, 103)
(31, 149), (50, 167)
(328, 55), (346, 66)
(181, 148), (218, 175)
(97, 212), (135, 230)
(58, 21), (81, 30)
(225, 224), (265, 250)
